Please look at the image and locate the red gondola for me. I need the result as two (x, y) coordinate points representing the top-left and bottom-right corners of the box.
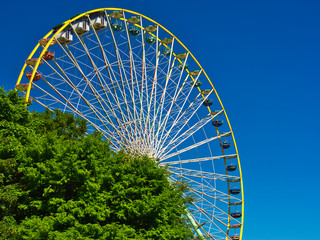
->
(42, 51), (55, 61)
(231, 212), (242, 218)
(226, 165), (237, 172)
(26, 72), (42, 81)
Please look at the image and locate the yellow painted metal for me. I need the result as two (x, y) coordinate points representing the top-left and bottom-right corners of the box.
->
(16, 8), (244, 239)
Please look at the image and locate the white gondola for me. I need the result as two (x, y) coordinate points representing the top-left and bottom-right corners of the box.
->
(89, 11), (106, 31)
(71, 17), (90, 36)
(53, 25), (73, 45)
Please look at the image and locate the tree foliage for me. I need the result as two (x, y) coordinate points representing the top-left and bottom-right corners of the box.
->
(0, 88), (193, 239)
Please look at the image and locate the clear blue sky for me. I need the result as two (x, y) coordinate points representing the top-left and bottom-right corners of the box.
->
(1, 0), (320, 239)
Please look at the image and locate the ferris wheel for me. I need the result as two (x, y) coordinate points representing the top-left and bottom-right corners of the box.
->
(16, 8), (244, 240)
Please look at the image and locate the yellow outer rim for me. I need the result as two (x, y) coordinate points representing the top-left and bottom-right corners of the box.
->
(16, 8), (244, 239)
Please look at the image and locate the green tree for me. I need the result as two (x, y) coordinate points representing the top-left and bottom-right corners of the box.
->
(0, 88), (194, 239)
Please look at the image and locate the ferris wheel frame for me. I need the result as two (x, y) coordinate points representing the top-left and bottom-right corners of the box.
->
(16, 8), (244, 240)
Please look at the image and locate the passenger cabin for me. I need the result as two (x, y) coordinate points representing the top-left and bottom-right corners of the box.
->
(39, 38), (56, 46)
(109, 11), (123, 19)
(71, 17), (90, 36)
(231, 212), (242, 218)
(226, 165), (237, 172)
(26, 72), (42, 81)
(221, 141), (231, 149)
(25, 97), (32, 106)
(203, 99), (213, 106)
(190, 80), (202, 88)
(129, 26), (140, 36)
(161, 38), (173, 44)
(89, 11), (107, 31)
(229, 224), (241, 229)
(189, 70), (200, 76)
(176, 53), (187, 59)
(25, 58), (43, 66)
(127, 16), (140, 24)
(145, 25), (157, 32)
(146, 35), (156, 44)
(201, 89), (212, 95)
(42, 51), (55, 61)
(15, 84), (33, 91)
(177, 63), (188, 70)
(212, 120), (223, 127)
(163, 47), (171, 56)
(228, 178), (241, 183)
(111, 21), (123, 31)
(230, 235), (240, 240)
(230, 189), (241, 195)
(230, 201), (242, 206)
(53, 24), (73, 45)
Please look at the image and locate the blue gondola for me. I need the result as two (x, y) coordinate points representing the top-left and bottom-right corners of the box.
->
(111, 22), (123, 31)
(230, 201), (242, 206)
(146, 35), (156, 44)
(231, 212), (242, 218)
(230, 189), (241, 195)
(212, 120), (223, 127)
(129, 26), (140, 36)
(163, 47), (171, 56)
(177, 63), (188, 70)
(226, 165), (237, 171)
(230, 236), (240, 240)
(190, 80), (202, 88)
(203, 99), (213, 106)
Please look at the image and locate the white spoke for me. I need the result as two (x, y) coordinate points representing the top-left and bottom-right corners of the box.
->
(167, 166), (240, 182)
(160, 154), (237, 166)
(161, 131), (230, 161)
